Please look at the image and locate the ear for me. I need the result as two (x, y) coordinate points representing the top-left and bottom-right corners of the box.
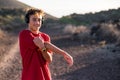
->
(42, 17), (44, 24)
(25, 14), (29, 23)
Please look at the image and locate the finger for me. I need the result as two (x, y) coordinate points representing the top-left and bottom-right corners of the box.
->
(68, 60), (73, 67)
(68, 58), (73, 67)
(64, 55), (73, 67)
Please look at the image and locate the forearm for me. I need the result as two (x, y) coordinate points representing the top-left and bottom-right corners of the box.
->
(44, 42), (73, 66)
(41, 50), (52, 63)
(44, 42), (66, 56)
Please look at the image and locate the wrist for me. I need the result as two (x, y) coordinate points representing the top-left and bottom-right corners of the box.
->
(61, 50), (67, 56)
(38, 47), (47, 52)
(41, 47), (47, 52)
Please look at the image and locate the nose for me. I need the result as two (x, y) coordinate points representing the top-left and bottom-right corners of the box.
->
(35, 20), (40, 24)
(34, 20), (41, 25)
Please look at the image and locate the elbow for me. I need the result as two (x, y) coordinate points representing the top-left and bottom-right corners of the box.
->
(45, 52), (53, 63)
(47, 53), (53, 63)
(47, 57), (52, 63)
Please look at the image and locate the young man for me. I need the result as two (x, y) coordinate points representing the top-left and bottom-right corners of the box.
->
(19, 8), (73, 80)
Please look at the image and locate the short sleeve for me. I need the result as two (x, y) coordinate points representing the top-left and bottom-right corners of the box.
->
(41, 33), (51, 42)
(40, 33), (53, 54)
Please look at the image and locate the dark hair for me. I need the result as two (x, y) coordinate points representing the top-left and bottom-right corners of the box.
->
(25, 8), (44, 23)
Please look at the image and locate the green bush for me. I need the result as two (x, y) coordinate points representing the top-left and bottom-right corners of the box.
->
(59, 16), (89, 26)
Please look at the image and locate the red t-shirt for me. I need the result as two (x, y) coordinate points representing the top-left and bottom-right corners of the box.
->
(19, 30), (51, 80)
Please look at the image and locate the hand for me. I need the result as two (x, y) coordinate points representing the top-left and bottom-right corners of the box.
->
(64, 53), (73, 67)
(33, 37), (44, 49)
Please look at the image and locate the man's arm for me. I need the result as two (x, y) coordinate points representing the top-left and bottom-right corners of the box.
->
(33, 37), (73, 66)
(41, 49), (52, 63)
(42, 50), (52, 63)
(44, 42), (73, 66)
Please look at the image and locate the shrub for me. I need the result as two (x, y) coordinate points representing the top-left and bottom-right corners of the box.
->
(63, 24), (76, 34)
(93, 23), (119, 43)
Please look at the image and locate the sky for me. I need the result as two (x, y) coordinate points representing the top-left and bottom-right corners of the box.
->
(17, 0), (120, 18)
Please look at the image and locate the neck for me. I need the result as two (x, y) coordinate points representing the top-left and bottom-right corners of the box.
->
(28, 28), (39, 34)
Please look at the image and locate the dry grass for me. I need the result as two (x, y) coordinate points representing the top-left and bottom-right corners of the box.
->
(63, 24), (76, 34)
(63, 25), (92, 43)
(63, 23), (120, 45)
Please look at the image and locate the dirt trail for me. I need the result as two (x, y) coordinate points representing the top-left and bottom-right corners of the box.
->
(0, 40), (22, 80)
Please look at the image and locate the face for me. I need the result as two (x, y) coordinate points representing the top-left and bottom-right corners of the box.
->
(28, 13), (42, 32)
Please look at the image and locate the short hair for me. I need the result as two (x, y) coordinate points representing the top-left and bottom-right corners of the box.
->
(25, 8), (45, 23)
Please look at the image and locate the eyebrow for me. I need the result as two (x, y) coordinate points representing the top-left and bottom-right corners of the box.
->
(32, 18), (42, 21)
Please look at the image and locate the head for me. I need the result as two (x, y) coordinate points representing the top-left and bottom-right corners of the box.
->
(25, 8), (45, 33)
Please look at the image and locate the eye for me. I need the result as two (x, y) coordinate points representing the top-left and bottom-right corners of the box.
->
(32, 18), (42, 22)
(32, 18), (37, 22)
(38, 18), (42, 22)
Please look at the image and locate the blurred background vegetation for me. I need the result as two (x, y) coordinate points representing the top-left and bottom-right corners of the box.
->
(59, 8), (120, 26)
(0, 0), (120, 46)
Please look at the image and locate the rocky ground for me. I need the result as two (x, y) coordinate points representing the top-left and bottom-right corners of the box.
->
(0, 26), (120, 80)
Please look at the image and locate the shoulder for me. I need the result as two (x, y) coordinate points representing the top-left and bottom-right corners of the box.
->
(19, 30), (30, 38)
(40, 32), (49, 37)
(40, 32), (51, 42)
(19, 30), (30, 35)
(19, 30), (29, 34)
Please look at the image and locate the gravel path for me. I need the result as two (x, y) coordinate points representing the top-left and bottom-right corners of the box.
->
(0, 41), (22, 80)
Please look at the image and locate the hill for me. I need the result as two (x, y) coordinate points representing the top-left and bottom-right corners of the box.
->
(0, 0), (31, 9)
(59, 8), (120, 25)
(0, 0), (57, 19)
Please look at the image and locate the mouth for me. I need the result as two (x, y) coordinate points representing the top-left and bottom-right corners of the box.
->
(34, 23), (41, 27)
